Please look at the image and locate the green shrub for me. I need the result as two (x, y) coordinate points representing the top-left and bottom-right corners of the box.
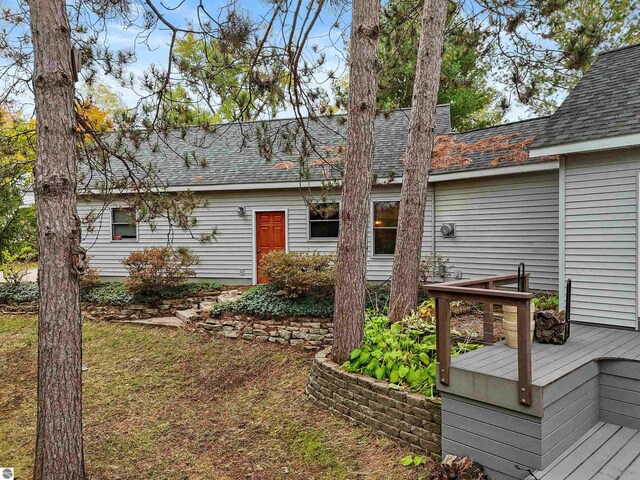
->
(210, 284), (333, 318)
(0, 280), (221, 306)
(122, 246), (199, 294)
(0, 282), (39, 303)
(0, 247), (36, 285)
(342, 312), (482, 397)
(81, 281), (221, 306)
(81, 282), (133, 306)
(133, 281), (221, 304)
(533, 294), (559, 311)
(364, 283), (430, 313)
(259, 250), (335, 298)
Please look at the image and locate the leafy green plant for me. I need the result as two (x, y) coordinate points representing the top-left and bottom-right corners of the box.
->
(401, 454), (427, 467)
(0, 280), (221, 307)
(259, 250), (335, 298)
(364, 283), (431, 313)
(532, 294), (559, 311)
(0, 247), (36, 285)
(0, 282), (39, 303)
(80, 281), (221, 306)
(342, 312), (482, 397)
(80, 282), (133, 306)
(210, 284), (333, 319)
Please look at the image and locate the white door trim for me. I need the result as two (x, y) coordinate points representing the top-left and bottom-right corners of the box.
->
(252, 208), (289, 285)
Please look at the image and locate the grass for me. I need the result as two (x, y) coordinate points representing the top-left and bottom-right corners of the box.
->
(0, 315), (418, 480)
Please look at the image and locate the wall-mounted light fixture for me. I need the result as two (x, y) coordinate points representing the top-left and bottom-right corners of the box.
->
(238, 206), (246, 217)
(440, 222), (455, 237)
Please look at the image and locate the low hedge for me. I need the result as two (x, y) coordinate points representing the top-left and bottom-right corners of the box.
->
(0, 281), (221, 306)
(210, 284), (334, 319)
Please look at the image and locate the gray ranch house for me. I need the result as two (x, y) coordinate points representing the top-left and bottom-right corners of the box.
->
(79, 43), (640, 479)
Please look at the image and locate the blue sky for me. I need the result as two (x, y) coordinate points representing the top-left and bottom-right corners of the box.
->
(1, 0), (537, 123)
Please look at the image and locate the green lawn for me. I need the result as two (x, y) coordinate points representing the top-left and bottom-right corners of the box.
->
(0, 315), (416, 480)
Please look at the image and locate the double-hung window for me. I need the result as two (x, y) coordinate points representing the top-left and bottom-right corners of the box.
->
(372, 201), (399, 255)
(112, 208), (137, 241)
(308, 202), (340, 239)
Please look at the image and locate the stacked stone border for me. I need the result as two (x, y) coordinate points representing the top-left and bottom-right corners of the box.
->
(200, 315), (333, 349)
(306, 349), (442, 458)
(0, 296), (211, 322)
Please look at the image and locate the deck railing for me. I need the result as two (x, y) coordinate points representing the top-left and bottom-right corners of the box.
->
(426, 273), (535, 406)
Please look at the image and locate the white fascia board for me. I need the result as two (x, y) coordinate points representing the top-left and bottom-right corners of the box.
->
(529, 132), (640, 158)
(77, 160), (559, 196)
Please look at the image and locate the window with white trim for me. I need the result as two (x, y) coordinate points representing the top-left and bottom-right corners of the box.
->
(308, 202), (340, 239)
(373, 201), (399, 255)
(112, 208), (137, 241)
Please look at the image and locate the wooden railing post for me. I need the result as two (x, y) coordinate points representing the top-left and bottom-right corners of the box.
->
(483, 280), (494, 345)
(436, 297), (451, 386)
(517, 299), (532, 406)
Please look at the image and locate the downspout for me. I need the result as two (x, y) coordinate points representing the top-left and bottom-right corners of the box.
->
(431, 183), (436, 256)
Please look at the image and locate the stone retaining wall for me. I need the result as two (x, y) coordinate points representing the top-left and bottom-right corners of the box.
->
(306, 349), (442, 457)
(200, 315), (332, 349)
(0, 296), (214, 321)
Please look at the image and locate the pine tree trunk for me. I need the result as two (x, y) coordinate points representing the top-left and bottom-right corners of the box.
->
(29, 1), (86, 478)
(332, 0), (381, 364)
(389, 0), (448, 323)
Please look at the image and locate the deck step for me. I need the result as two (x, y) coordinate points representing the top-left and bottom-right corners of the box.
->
(528, 422), (640, 480)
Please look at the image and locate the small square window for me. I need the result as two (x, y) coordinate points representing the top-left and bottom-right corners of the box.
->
(112, 208), (137, 241)
(373, 201), (399, 255)
(309, 202), (340, 239)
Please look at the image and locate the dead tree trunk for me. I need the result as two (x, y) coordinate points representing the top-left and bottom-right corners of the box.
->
(332, 0), (381, 363)
(29, 1), (86, 478)
(389, 0), (448, 323)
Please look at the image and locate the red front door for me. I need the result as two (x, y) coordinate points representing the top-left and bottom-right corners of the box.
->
(256, 211), (286, 283)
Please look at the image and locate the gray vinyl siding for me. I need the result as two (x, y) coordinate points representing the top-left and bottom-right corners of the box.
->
(434, 170), (559, 292)
(563, 149), (640, 329)
(79, 186), (433, 282)
(80, 169), (560, 286)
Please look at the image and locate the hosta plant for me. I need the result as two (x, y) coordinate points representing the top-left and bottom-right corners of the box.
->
(342, 312), (482, 397)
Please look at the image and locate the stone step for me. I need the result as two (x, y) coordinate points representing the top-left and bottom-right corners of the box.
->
(176, 308), (199, 322)
(119, 316), (185, 328)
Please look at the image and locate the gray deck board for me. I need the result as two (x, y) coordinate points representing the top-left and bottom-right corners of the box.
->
(527, 423), (640, 480)
(449, 324), (640, 388)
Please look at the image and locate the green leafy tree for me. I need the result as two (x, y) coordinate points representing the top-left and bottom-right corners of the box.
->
(174, 33), (287, 122)
(376, 0), (502, 131)
(0, 110), (36, 264)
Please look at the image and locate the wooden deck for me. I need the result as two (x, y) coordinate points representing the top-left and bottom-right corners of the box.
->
(439, 323), (640, 416)
(528, 422), (640, 480)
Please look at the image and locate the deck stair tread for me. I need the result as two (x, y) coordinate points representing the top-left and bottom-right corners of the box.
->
(528, 422), (640, 480)
(450, 324), (640, 386)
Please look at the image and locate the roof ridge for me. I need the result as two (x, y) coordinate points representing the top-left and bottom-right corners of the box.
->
(597, 42), (640, 57)
(173, 104), (451, 130)
(451, 115), (551, 136)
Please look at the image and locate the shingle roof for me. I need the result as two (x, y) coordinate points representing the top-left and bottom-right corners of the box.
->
(80, 104), (556, 191)
(531, 43), (640, 149)
(432, 116), (553, 174)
